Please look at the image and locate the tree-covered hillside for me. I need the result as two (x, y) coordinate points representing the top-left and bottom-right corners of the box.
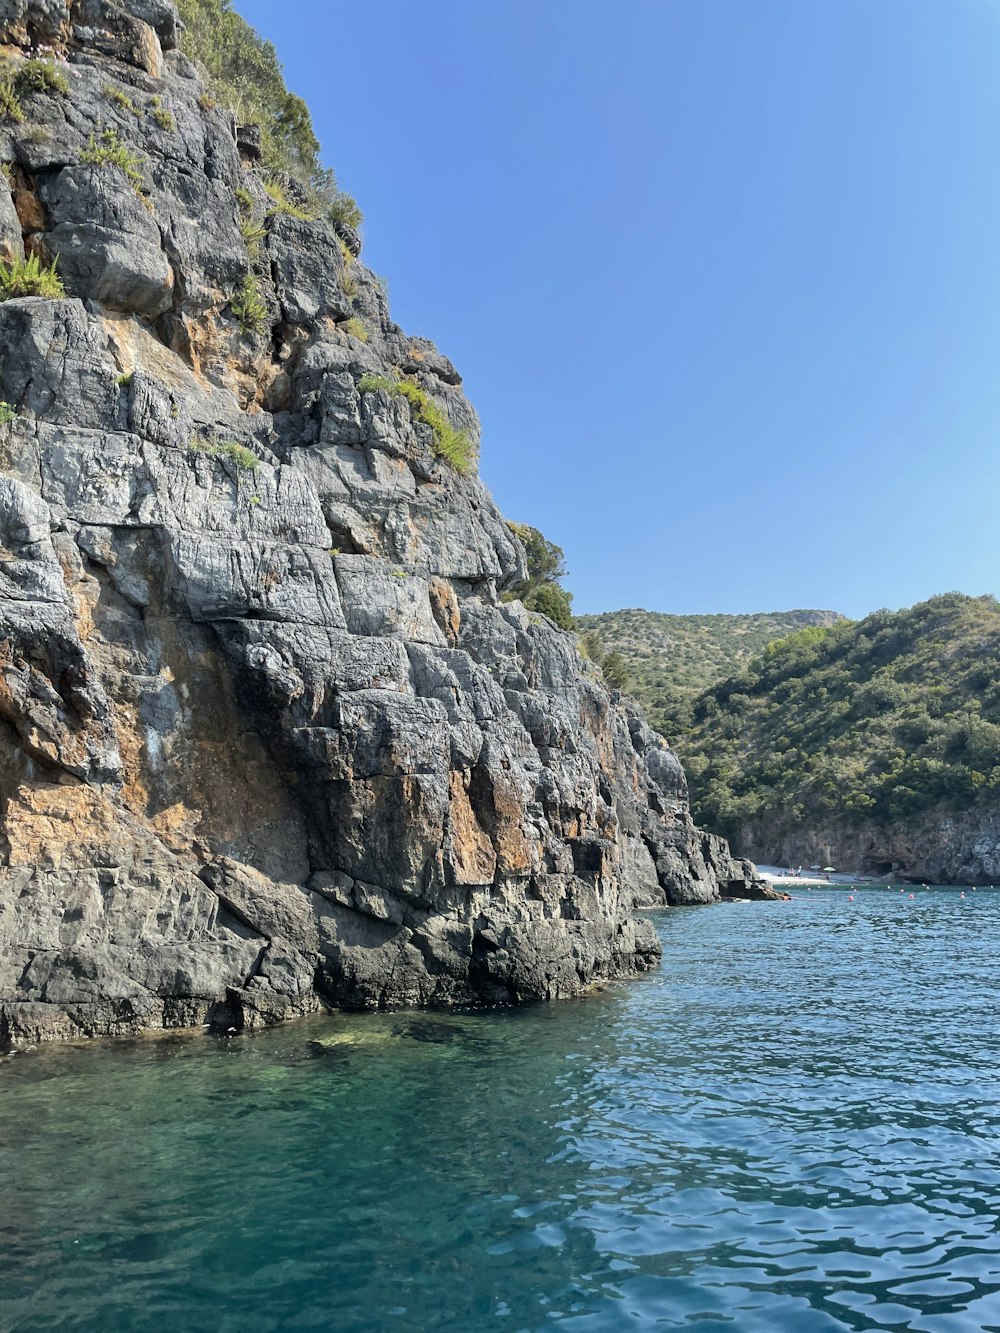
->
(677, 593), (1000, 849)
(575, 607), (844, 734)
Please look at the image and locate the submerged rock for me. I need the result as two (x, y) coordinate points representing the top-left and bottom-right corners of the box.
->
(0, 0), (761, 1047)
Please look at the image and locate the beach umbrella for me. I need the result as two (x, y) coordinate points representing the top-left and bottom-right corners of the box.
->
(822, 866), (836, 872)
(809, 865), (821, 871)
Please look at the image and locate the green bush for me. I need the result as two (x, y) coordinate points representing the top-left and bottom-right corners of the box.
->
(0, 58), (69, 122)
(15, 60), (69, 97)
(576, 629), (631, 690)
(524, 583), (574, 631)
(505, 521), (575, 629)
(343, 316), (368, 343)
(507, 523), (568, 591)
(327, 192), (363, 230)
(504, 517), (576, 626)
(0, 400), (16, 424)
(230, 273), (268, 334)
(0, 79), (23, 123)
(0, 252), (64, 299)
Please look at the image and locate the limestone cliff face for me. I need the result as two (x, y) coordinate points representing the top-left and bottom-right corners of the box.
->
(0, 0), (760, 1046)
(741, 813), (1000, 886)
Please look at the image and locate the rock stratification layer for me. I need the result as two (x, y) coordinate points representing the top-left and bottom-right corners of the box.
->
(0, 0), (759, 1046)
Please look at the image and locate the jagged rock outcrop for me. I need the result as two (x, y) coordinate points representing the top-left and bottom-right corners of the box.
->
(0, 0), (761, 1047)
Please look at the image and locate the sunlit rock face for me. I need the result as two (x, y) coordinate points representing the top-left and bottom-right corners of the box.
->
(0, 0), (760, 1046)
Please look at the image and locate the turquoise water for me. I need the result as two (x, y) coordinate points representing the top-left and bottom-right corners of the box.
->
(2, 887), (1000, 1332)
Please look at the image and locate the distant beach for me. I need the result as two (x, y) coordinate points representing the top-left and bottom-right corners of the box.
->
(757, 864), (873, 887)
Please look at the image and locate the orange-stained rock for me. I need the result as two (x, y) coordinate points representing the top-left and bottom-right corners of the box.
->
(447, 769), (496, 885)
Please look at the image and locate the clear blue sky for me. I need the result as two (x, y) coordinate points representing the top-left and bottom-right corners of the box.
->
(236, 0), (1000, 619)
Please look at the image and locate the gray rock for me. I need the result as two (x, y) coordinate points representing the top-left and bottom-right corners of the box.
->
(41, 167), (174, 318)
(0, 181), (23, 265)
(268, 214), (353, 325)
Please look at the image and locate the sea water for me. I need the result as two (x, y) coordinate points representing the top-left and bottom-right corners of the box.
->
(2, 886), (999, 1332)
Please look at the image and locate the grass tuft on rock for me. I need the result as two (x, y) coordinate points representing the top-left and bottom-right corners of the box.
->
(192, 438), (258, 469)
(356, 372), (475, 474)
(263, 176), (316, 222)
(238, 214), (267, 252)
(149, 96), (176, 132)
(102, 83), (140, 116)
(81, 129), (147, 200)
(230, 272), (268, 334)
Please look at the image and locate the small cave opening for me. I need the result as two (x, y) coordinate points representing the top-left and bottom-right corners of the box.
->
(324, 521), (363, 556)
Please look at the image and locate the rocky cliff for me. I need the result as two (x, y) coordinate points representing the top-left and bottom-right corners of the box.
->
(0, 0), (760, 1047)
(741, 812), (1000, 886)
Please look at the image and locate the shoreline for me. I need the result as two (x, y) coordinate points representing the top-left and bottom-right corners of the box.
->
(758, 864), (881, 887)
(757, 864), (996, 889)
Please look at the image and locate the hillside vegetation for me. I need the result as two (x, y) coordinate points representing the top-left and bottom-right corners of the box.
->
(575, 607), (843, 734)
(676, 593), (1000, 848)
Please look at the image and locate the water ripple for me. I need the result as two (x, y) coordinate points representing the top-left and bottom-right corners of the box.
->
(2, 887), (1000, 1331)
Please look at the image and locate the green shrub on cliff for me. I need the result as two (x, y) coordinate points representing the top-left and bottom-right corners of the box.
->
(193, 438), (258, 469)
(103, 83), (140, 116)
(504, 522), (575, 631)
(15, 60), (69, 98)
(524, 582), (574, 631)
(0, 252), (64, 300)
(0, 79), (23, 122)
(176, 0), (361, 229)
(230, 273), (268, 335)
(0, 59), (69, 122)
(81, 129), (147, 198)
(578, 630), (631, 690)
(149, 95), (176, 132)
(356, 373), (475, 474)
